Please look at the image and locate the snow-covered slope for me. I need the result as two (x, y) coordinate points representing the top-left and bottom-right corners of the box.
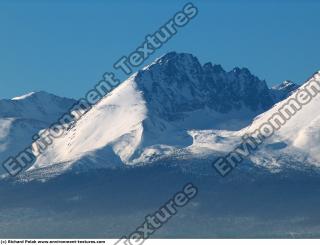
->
(238, 71), (320, 170)
(23, 52), (301, 177)
(0, 92), (76, 175)
(30, 77), (148, 171)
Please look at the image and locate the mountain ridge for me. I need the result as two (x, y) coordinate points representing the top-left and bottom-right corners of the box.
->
(0, 52), (311, 179)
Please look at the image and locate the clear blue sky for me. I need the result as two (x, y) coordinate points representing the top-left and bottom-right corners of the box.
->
(0, 0), (319, 99)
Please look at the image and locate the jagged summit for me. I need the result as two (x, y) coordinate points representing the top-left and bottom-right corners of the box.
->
(136, 52), (276, 116)
(152, 52), (253, 77)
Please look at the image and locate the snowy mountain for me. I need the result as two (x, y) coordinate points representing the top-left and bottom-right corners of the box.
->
(5, 52), (304, 179)
(1, 53), (319, 238)
(0, 92), (76, 176)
